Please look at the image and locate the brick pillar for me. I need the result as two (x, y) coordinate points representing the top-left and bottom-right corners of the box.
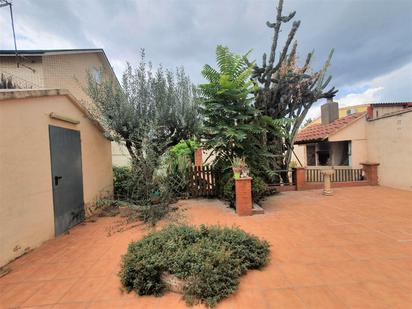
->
(295, 167), (306, 191)
(235, 177), (252, 216)
(367, 105), (374, 120)
(194, 148), (203, 167)
(361, 162), (379, 186)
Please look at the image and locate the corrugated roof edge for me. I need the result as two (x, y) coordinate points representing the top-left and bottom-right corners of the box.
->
(0, 88), (108, 137)
(370, 101), (412, 106)
(368, 107), (412, 121)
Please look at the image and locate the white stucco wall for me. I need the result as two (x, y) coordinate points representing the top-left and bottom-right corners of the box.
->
(366, 110), (412, 191)
(328, 115), (368, 168)
(0, 91), (113, 266)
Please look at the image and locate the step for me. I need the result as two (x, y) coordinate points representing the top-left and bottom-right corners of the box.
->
(252, 203), (265, 215)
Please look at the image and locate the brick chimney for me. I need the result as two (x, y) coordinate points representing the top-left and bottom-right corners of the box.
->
(321, 97), (339, 124)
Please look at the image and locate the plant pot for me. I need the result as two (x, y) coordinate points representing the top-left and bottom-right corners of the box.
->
(151, 196), (161, 205)
(233, 167), (242, 179)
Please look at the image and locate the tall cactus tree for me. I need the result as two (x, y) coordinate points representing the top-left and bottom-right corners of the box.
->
(252, 0), (337, 178)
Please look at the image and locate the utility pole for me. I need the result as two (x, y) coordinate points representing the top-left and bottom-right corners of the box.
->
(0, 0), (19, 66)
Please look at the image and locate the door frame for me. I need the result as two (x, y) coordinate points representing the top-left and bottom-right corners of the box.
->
(48, 125), (85, 235)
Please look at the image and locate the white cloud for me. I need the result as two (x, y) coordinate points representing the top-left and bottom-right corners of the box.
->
(338, 87), (384, 107)
(13, 23), (75, 50)
(306, 86), (383, 121)
(306, 61), (412, 121)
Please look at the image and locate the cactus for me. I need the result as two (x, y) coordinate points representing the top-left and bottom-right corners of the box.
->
(252, 0), (338, 181)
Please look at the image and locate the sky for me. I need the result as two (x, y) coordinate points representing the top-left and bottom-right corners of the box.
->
(1, 0), (411, 120)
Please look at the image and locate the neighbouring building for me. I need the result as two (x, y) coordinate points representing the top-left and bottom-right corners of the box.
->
(308, 103), (369, 125)
(0, 89), (113, 267)
(0, 49), (131, 166)
(293, 99), (412, 191)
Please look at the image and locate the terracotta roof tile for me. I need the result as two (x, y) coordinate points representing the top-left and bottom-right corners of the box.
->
(295, 112), (366, 144)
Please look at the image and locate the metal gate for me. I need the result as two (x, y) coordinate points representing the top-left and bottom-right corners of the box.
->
(49, 125), (84, 236)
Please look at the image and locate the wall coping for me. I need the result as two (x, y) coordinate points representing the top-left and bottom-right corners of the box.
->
(360, 162), (380, 166)
(235, 177), (252, 181)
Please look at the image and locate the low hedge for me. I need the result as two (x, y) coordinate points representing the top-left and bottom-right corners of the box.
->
(120, 224), (270, 307)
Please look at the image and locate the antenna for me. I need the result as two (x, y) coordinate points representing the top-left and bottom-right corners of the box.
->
(0, 0), (18, 66)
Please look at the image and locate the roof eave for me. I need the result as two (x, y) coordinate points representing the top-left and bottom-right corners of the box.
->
(0, 88), (107, 136)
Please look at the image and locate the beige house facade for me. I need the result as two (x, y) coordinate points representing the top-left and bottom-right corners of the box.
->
(366, 107), (412, 191)
(0, 49), (131, 165)
(293, 100), (412, 191)
(0, 89), (113, 267)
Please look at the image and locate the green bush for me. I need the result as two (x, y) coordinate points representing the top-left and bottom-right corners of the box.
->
(252, 176), (268, 203)
(120, 224), (270, 307)
(156, 140), (198, 199)
(222, 177), (235, 203)
(113, 166), (132, 198)
(221, 174), (268, 206)
(169, 140), (199, 161)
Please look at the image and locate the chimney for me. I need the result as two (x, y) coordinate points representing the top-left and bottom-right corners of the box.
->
(321, 97), (339, 124)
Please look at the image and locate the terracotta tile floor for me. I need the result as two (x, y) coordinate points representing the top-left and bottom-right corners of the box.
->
(1, 186), (412, 308)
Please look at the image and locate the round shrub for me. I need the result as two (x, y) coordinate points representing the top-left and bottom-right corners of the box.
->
(252, 176), (268, 203)
(120, 224), (270, 307)
(113, 166), (132, 199)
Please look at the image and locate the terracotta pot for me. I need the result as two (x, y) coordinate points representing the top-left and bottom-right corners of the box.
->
(233, 167), (242, 179)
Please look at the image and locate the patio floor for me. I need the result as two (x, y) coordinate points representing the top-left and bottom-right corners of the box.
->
(1, 186), (412, 308)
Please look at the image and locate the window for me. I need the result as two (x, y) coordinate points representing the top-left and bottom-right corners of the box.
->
(306, 144), (316, 166)
(317, 142), (330, 166)
(91, 68), (102, 84)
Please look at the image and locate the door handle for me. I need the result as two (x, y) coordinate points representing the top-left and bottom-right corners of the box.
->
(54, 176), (62, 186)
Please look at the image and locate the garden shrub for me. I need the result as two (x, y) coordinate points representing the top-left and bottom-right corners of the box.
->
(222, 177), (235, 204)
(252, 176), (268, 203)
(120, 224), (270, 307)
(169, 140), (199, 162)
(113, 166), (132, 199)
(160, 143), (194, 198)
(221, 174), (268, 206)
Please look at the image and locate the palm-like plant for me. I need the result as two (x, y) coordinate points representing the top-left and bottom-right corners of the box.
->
(200, 45), (258, 159)
(200, 46), (286, 184)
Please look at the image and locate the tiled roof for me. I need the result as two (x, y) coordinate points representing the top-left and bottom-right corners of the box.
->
(295, 112), (366, 144)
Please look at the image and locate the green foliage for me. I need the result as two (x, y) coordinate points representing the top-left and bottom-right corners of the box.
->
(200, 46), (259, 160)
(221, 175), (268, 206)
(160, 152), (192, 198)
(87, 50), (200, 160)
(88, 51), (200, 226)
(152, 139), (199, 198)
(252, 176), (268, 203)
(120, 224), (270, 307)
(200, 45), (287, 197)
(222, 177), (235, 204)
(169, 140), (199, 161)
(113, 166), (132, 199)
